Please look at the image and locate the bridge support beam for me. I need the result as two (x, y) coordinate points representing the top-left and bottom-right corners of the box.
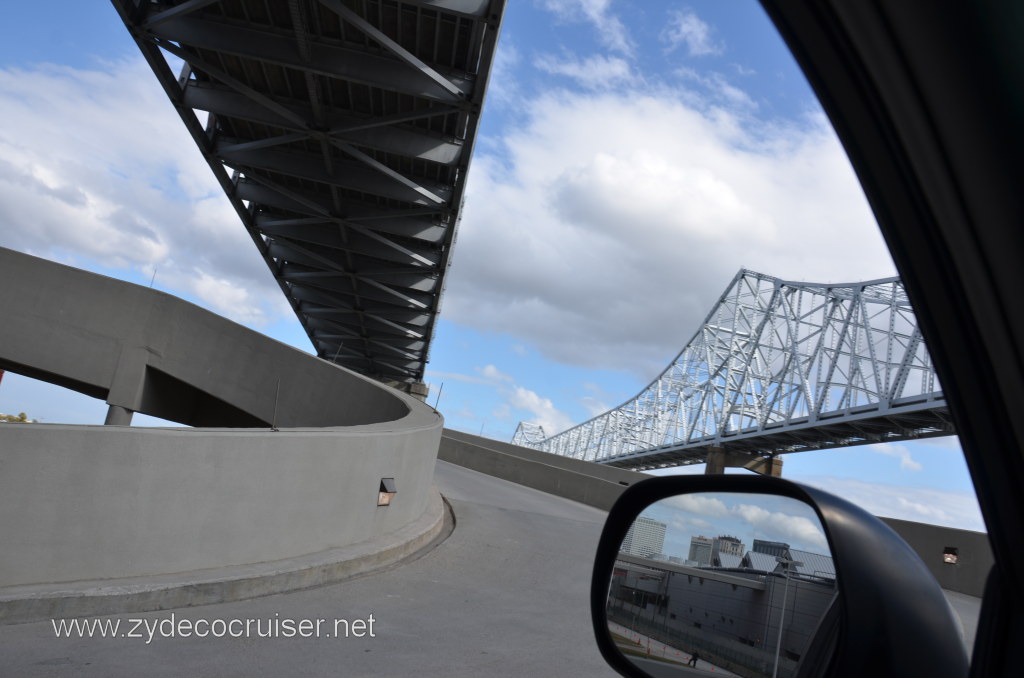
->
(705, 448), (782, 476)
(104, 345), (149, 426)
(383, 380), (429, 402)
(104, 405), (134, 426)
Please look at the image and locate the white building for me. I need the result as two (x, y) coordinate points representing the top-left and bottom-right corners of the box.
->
(622, 517), (667, 558)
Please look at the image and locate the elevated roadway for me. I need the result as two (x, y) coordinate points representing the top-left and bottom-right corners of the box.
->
(0, 247), (442, 617)
(111, 0), (506, 394)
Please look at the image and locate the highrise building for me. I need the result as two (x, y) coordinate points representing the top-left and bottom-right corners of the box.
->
(688, 535), (713, 566)
(713, 535), (745, 558)
(621, 516), (667, 558)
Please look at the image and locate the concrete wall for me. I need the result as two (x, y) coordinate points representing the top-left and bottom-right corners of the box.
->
(439, 430), (992, 597)
(0, 248), (441, 590)
(439, 429), (647, 510)
(880, 517), (993, 597)
(0, 423), (439, 586)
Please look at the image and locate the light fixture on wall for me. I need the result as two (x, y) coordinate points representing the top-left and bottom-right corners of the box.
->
(942, 547), (959, 564)
(378, 478), (397, 507)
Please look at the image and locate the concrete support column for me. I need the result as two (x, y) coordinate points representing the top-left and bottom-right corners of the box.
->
(104, 404), (134, 426)
(408, 382), (429, 402)
(382, 380), (430, 402)
(751, 455), (783, 477)
(105, 346), (149, 425)
(705, 447), (783, 476)
(705, 447), (727, 475)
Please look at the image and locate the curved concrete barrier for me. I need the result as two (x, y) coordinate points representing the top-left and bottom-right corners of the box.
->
(0, 248), (443, 617)
(439, 429), (647, 510)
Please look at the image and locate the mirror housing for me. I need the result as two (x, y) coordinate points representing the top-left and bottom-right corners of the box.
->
(591, 475), (968, 678)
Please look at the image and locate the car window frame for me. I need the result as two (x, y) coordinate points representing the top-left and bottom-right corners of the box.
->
(757, 1), (1024, 674)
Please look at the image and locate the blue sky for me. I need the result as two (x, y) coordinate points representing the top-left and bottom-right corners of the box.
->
(0, 1), (982, 531)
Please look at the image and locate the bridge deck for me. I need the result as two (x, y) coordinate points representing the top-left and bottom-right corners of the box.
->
(603, 400), (954, 470)
(113, 0), (505, 389)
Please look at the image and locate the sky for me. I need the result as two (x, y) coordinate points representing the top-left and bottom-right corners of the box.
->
(641, 492), (829, 561)
(0, 1), (984, 531)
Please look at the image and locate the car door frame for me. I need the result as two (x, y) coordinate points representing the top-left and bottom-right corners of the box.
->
(756, 1), (1024, 675)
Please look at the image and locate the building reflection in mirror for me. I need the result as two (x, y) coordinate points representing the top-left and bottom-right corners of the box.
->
(606, 493), (837, 678)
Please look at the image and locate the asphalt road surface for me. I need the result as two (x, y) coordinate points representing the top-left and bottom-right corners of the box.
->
(0, 461), (618, 677)
(0, 460), (983, 676)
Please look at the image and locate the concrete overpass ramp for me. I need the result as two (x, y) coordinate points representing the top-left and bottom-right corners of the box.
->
(0, 461), (619, 677)
(0, 248), (443, 620)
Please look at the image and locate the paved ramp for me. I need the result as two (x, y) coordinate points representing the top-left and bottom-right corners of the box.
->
(0, 460), (983, 676)
(0, 462), (617, 677)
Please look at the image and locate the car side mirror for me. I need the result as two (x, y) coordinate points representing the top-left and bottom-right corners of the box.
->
(591, 475), (968, 678)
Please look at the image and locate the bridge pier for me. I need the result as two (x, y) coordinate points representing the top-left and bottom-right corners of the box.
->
(103, 405), (134, 426)
(383, 380), (429, 402)
(705, 448), (782, 476)
(103, 345), (149, 426)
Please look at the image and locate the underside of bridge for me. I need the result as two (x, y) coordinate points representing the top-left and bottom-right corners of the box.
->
(112, 0), (505, 394)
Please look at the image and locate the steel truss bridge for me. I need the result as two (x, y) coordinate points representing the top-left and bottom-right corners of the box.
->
(113, 0), (505, 394)
(512, 270), (953, 470)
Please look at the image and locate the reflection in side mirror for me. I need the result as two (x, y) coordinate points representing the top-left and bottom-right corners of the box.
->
(604, 493), (836, 678)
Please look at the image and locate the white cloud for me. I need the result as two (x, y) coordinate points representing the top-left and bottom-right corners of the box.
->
(670, 516), (714, 532)
(0, 59), (289, 329)
(895, 496), (951, 523)
(478, 364), (516, 383)
(0, 122), (170, 269)
(869, 443), (923, 471)
(664, 493), (729, 517)
(792, 476), (985, 531)
(486, 38), (522, 108)
(730, 503), (829, 551)
(580, 395), (609, 417)
(661, 8), (722, 56)
(449, 404), (480, 421)
(534, 53), (633, 90)
(425, 370), (501, 387)
(434, 364), (574, 437)
(578, 381), (612, 417)
(448, 89), (892, 378)
(674, 67), (757, 110)
(508, 386), (575, 435)
(181, 271), (273, 326)
(539, 0), (633, 55)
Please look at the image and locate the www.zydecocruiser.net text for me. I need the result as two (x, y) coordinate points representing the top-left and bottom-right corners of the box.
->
(52, 614), (377, 644)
